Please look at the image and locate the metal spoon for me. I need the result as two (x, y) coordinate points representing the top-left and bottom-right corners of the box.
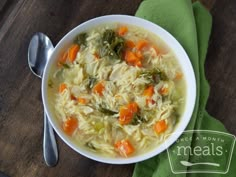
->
(28, 32), (58, 167)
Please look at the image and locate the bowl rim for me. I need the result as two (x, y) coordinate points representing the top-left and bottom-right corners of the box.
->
(42, 14), (196, 164)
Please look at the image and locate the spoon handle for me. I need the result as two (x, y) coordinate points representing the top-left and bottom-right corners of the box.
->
(43, 111), (58, 166)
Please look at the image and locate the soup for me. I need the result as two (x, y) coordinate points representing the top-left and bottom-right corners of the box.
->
(47, 24), (185, 157)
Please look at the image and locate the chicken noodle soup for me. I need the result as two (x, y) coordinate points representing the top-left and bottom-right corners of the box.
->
(47, 24), (186, 157)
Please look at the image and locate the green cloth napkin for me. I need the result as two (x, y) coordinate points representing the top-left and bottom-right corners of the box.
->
(133, 0), (236, 176)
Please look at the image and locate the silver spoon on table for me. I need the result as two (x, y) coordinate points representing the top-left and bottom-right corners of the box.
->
(28, 32), (58, 166)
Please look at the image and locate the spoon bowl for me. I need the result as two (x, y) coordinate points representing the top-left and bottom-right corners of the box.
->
(28, 32), (54, 78)
(28, 32), (58, 167)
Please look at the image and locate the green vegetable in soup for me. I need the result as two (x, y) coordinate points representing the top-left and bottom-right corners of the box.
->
(131, 114), (148, 125)
(74, 33), (87, 46)
(100, 29), (125, 59)
(139, 68), (168, 84)
(155, 69), (168, 81)
(102, 29), (116, 44)
(48, 79), (53, 88)
(98, 104), (118, 115)
(88, 76), (97, 89)
(113, 40), (124, 58)
(139, 70), (154, 83)
(59, 62), (70, 69)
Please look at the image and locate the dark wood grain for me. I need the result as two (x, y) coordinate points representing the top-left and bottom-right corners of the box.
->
(205, 0), (236, 135)
(0, 0), (7, 11)
(0, 0), (235, 177)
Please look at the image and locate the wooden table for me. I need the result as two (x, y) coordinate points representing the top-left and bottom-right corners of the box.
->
(0, 0), (235, 177)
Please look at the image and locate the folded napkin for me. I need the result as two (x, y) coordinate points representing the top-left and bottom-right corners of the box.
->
(133, 0), (236, 176)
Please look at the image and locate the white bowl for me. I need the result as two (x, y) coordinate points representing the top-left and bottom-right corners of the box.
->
(42, 15), (196, 164)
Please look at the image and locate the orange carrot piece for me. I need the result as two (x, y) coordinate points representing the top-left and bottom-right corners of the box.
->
(118, 26), (128, 36)
(134, 60), (142, 67)
(128, 102), (139, 113)
(115, 139), (134, 157)
(125, 40), (135, 48)
(68, 44), (80, 62)
(119, 107), (132, 125)
(77, 97), (87, 104)
(154, 120), (168, 134)
(119, 102), (138, 125)
(63, 117), (78, 136)
(71, 94), (77, 100)
(136, 40), (148, 50)
(93, 82), (105, 96)
(159, 87), (168, 95)
(124, 50), (143, 67)
(175, 72), (183, 80)
(146, 98), (155, 105)
(143, 85), (154, 97)
(135, 50), (143, 59)
(59, 83), (67, 93)
(125, 50), (139, 63)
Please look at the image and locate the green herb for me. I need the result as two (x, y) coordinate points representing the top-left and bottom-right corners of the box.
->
(48, 79), (53, 88)
(88, 76), (97, 89)
(98, 103), (118, 115)
(58, 62), (70, 69)
(139, 70), (155, 83)
(102, 30), (116, 44)
(162, 95), (169, 102)
(85, 142), (96, 150)
(100, 29), (125, 59)
(98, 105), (118, 115)
(131, 114), (147, 125)
(74, 33), (87, 46)
(139, 68), (168, 83)
(113, 39), (125, 58)
(62, 63), (70, 69)
(157, 70), (168, 81)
